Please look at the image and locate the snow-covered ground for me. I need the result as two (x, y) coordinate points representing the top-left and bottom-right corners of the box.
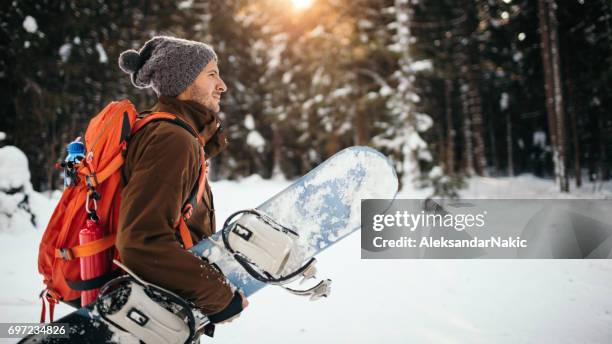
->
(0, 144), (611, 343)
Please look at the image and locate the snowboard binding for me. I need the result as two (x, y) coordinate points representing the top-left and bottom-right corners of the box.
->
(222, 209), (332, 300)
(95, 260), (213, 344)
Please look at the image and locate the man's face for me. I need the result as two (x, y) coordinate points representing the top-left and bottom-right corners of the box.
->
(183, 60), (227, 113)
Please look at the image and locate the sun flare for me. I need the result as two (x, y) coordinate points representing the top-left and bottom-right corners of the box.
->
(290, 0), (313, 10)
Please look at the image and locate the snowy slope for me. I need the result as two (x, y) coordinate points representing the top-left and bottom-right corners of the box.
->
(212, 176), (612, 344)
(0, 148), (611, 343)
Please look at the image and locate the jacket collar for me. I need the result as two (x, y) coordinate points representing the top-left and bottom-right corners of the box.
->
(150, 96), (228, 158)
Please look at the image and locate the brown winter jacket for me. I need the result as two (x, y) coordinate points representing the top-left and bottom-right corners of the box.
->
(116, 96), (234, 316)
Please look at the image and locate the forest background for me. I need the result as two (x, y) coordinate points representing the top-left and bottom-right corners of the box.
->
(1, 0), (611, 196)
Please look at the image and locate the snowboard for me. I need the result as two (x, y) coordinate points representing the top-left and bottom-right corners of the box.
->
(20, 146), (398, 344)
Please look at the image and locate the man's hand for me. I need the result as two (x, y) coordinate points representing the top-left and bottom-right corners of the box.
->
(219, 291), (248, 324)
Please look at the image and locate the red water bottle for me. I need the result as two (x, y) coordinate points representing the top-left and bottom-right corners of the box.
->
(79, 219), (110, 306)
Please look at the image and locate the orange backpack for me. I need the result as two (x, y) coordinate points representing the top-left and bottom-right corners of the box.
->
(38, 99), (206, 322)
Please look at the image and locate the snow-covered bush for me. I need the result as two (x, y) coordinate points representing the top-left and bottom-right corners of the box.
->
(0, 144), (57, 232)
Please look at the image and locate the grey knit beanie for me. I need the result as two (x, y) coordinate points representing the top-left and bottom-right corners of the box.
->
(118, 36), (218, 97)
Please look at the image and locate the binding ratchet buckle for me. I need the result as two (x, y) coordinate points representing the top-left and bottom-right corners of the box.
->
(221, 209), (332, 300)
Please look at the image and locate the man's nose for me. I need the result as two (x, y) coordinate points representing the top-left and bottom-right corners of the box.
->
(217, 78), (227, 93)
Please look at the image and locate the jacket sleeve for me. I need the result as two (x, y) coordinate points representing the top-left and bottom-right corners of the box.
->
(116, 123), (234, 314)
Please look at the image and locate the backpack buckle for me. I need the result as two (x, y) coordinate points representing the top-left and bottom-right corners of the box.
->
(59, 248), (75, 260)
(182, 204), (194, 220)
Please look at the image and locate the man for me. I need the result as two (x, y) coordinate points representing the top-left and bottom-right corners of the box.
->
(116, 36), (247, 324)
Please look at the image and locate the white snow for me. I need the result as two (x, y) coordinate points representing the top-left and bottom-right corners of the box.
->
(246, 131), (265, 152)
(59, 43), (72, 62)
(513, 51), (523, 62)
(95, 43), (108, 64)
(0, 146), (31, 192)
(407, 130), (427, 151)
(379, 85), (393, 97)
(243, 114), (255, 130)
(311, 67), (325, 86)
(266, 33), (288, 70)
(428, 165), (444, 179)
(0, 145), (611, 343)
(533, 130), (547, 149)
(307, 25), (325, 38)
(0, 145), (58, 236)
(22, 16), (38, 33)
(357, 19), (374, 29)
(410, 59), (433, 72)
(177, 0), (193, 10)
(500, 92), (509, 111)
(330, 86), (352, 98)
(415, 112), (433, 132)
(282, 71), (293, 84)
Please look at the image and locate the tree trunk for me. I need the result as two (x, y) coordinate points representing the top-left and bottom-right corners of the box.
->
(468, 64), (488, 176)
(271, 123), (284, 178)
(444, 79), (455, 175)
(457, 0), (486, 177)
(435, 85), (446, 173)
(566, 73), (581, 188)
(597, 114), (609, 181)
(353, 104), (367, 146)
(538, 0), (568, 192)
(548, 0), (568, 191)
(460, 81), (475, 176)
(538, 0), (557, 171)
(487, 102), (499, 177)
(506, 111), (514, 177)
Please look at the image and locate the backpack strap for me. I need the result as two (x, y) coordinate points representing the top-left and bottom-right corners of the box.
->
(55, 235), (116, 260)
(132, 112), (207, 250)
(66, 269), (123, 291)
(39, 289), (60, 322)
(132, 112), (199, 139)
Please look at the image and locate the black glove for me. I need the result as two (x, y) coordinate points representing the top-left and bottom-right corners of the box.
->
(207, 290), (243, 323)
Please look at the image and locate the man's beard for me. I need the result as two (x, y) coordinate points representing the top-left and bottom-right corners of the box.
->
(189, 85), (218, 113)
